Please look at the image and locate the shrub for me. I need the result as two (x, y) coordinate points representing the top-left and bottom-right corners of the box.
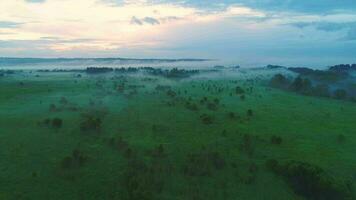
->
(121, 157), (168, 200)
(235, 86), (245, 95)
(80, 115), (102, 132)
(206, 103), (218, 111)
(267, 160), (351, 200)
(240, 134), (254, 157)
(290, 76), (312, 93)
(270, 135), (282, 145)
(166, 90), (176, 98)
(182, 151), (225, 177)
(52, 118), (63, 129)
(333, 89), (348, 100)
(185, 102), (199, 111)
(200, 114), (214, 125)
(60, 149), (88, 169)
(49, 104), (57, 112)
(337, 134), (346, 143)
(270, 74), (290, 88)
(59, 97), (68, 105)
(228, 112), (236, 119)
(312, 84), (330, 97)
(247, 109), (253, 117)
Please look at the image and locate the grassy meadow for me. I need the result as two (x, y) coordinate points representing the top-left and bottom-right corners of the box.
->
(0, 68), (355, 200)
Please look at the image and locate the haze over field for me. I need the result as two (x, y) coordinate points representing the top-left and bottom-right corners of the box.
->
(1, 0), (356, 66)
(1, 1), (356, 200)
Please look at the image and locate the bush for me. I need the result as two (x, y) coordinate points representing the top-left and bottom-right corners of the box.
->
(228, 112), (236, 119)
(185, 102), (199, 111)
(333, 89), (348, 100)
(80, 115), (102, 132)
(60, 149), (88, 169)
(267, 160), (351, 200)
(270, 135), (282, 145)
(200, 114), (214, 125)
(235, 86), (245, 95)
(270, 74), (290, 88)
(247, 109), (253, 117)
(52, 118), (63, 129)
(312, 84), (330, 97)
(337, 134), (346, 143)
(49, 104), (57, 112)
(240, 134), (254, 157)
(183, 151), (225, 177)
(206, 103), (218, 111)
(290, 76), (312, 94)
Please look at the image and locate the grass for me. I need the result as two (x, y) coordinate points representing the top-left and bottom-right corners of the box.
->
(0, 70), (355, 200)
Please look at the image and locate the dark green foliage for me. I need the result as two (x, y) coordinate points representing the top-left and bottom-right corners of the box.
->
(270, 135), (282, 145)
(329, 64), (356, 72)
(200, 114), (214, 125)
(337, 134), (346, 143)
(269, 74), (344, 100)
(270, 74), (290, 88)
(120, 154), (172, 200)
(49, 104), (57, 112)
(240, 134), (254, 157)
(155, 85), (171, 91)
(312, 84), (330, 97)
(207, 102), (218, 111)
(145, 67), (199, 79)
(183, 150), (225, 177)
(248, 163), (259, 173)
(166, 90), (176, 98)
(115, 137), (129, 151)
(267, 65), (285, 69)
(80, 115), (102, 132)
(59, 97), (68, 105)
(185, 102), (199, 111)
(39, 118), (63, 129)
(117, 83), (125, 93)
(235, 86), (245, 95)
(43, 118), (51, 126)
(290, 76), (312, 94)
(150, 144), (165, 158)
(213, 98), (220, 104)
(227, 112), (236, 119)
(265, 159), (279, 172)
(333, 89), (348, 100)
(51, 118), (63, 129)
(247, 109), (253, 117)
(267, 160), (351, 200)
(289, 67), (347, 82)
(60, 149), (88, 169)
(86, 67), (113, 74)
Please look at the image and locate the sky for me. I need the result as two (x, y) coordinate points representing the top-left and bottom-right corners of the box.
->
(1, 0), (356, 67)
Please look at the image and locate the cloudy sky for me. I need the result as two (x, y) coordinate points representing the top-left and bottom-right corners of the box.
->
(1, 0), (356, 66)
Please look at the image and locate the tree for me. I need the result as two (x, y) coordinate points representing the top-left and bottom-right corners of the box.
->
(333, 89), (348, 100)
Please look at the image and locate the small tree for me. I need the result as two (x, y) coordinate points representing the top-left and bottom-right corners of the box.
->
(52, 118), (63, 129)
(333, 89), (348, 100)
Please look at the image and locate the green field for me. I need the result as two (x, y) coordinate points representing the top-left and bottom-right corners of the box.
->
(0, 69), (355, 200)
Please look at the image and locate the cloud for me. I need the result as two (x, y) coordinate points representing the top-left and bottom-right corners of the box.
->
(287, 21), (356, 41)
(142, 17), (160, 25)
(288, 21), (356, 31)
(0, 21), (24, 28)
(25, 0), (46, 3)
(344, 27), (356, 40)
(143, 0), (356, 14)
(130, 16), (143, 25)
(0, 0), (355, 66)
